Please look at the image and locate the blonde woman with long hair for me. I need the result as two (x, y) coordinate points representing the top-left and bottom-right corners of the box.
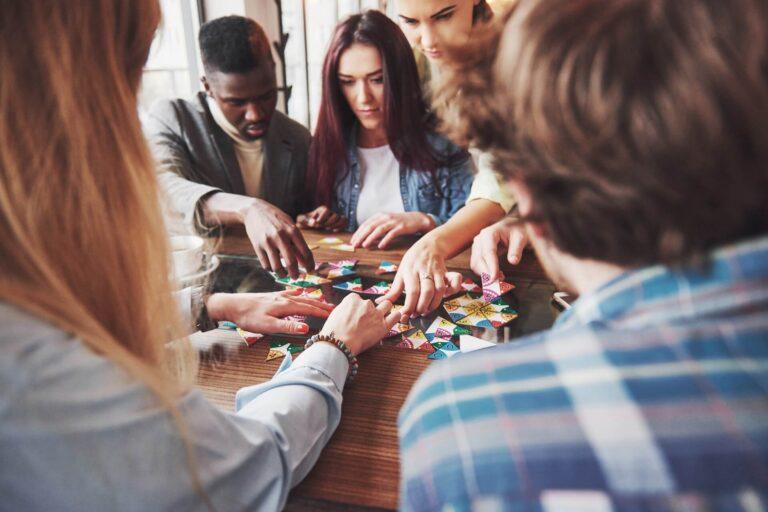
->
(0, 1), (398, 510)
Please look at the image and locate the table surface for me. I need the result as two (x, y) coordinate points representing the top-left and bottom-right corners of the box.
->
(195, 228), (557, 511)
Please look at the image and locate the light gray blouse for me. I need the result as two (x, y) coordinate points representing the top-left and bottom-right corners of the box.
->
(0, 302), (348, 511)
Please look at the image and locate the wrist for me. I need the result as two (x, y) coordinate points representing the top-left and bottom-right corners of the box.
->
(205, 293), (236, 322)
(306, 333), (359, 381)
(420, 213), (437, 232)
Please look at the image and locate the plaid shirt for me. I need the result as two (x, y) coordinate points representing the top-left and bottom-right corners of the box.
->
(399, 236), (768, 511)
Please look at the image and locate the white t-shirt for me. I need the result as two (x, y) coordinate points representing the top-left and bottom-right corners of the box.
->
(355, 144), (405, 225)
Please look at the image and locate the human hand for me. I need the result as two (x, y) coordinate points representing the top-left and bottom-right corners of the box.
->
(296, 205), (348, 232)
(350, 212), (436, 249)
(243, 199), (315, 279)
(319, 294), (400, 356)
(206, 289), (334, 335)
(470, 217), (527, 283)
(376, 237), (449, 319)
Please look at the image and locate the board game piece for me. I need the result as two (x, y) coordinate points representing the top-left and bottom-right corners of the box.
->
(333, 277), (363, 292)
(376, 261), (398, 274)
(460, 334), (496, 353)
(317, 259), (358, 279)
(460, 278), (482, 293)
(236, 327), (264, 346)
(361, 281), (391, 295)
(271, 272), (331, 288)
(265, 341), (304, 361)
(424, 317), (470, 341)
(219, 321), (237, 330)
(385, 304), (414, 336)
(480, 274), (515, 302)
(444, 293), (518, 329)
(318, 237), (344, 245)
(332, 243), (356, 252)
(396, 330), (431, 350)
(428, 340), (460, 360)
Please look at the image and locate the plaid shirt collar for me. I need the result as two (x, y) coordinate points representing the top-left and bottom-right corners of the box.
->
(556, 235), (768, 331)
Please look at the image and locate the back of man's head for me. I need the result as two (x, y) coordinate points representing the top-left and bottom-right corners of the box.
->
(199, 15), (272, 75)
(440, 0), (768, 267)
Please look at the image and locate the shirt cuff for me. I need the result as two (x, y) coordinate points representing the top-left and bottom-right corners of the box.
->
(291, 342), (350, 393)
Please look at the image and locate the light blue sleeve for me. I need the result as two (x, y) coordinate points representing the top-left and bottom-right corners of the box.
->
(0, 304), (349, 512)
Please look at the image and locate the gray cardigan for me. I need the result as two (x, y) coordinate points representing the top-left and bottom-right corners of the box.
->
(0, 301), (348, 511)
(145, 92), (310, 229)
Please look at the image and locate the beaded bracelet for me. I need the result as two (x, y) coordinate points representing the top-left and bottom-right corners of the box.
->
(304, 332), (359, 382)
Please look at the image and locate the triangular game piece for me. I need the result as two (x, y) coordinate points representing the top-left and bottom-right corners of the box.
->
(332, 243), (356, 252)
(318, 237), (343, 245)
(376, 261), (399, 274)
(460, 335), (496, 353)
(236, 327), (264, 346)
(460, 278), (482, 293)
(266, 349), (286, 361)
(333, 277), (363, 292)
(271, 272), (331, 288)
(361, 281), (392, 295)
(401, 330), (429, 349)
(482, 278), (515, 302)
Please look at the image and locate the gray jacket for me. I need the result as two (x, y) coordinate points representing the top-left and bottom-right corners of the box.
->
(145, 92), (310, 229)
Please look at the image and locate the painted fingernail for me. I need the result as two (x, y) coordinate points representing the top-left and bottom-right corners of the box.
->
(297, 323), (309, 334)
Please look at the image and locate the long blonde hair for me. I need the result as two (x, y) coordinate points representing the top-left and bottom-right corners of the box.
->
(0, 0), (198, 406)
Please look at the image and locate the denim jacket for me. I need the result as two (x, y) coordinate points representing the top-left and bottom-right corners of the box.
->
(333, 131), (473, 232)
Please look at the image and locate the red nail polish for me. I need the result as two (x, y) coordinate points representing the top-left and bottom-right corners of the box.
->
(298, 324), (309, 334)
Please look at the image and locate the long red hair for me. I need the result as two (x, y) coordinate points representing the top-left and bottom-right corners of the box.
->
(306, 10), (445, 208)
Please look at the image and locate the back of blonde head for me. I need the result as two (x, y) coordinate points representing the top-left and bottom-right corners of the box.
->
(0, 1), (195, 391)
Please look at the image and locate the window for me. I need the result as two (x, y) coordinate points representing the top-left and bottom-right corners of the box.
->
(139, 0), (202, 117)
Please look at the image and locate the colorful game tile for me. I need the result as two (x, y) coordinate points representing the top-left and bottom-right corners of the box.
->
(218, 320), (237, 330)
(385, 304), (413, 336)
(265, 341), (304, 362)
(460, 278), (482, 293)
(444, 293), (518, 329)
(271, 272), (331, 288)
(428, 340), (460, 360)
(318, 237), (344, 245)
(459, 334), (496, 353)
(333, 277), (363, 292)
(361, 281), (392, 295)
(424, 317), (471, 341)
(396, 330), (433, 352)
(236, 327), (264, 346)
(376, 261), (399, 274)
(480, 273), (515, 302)
(388, 322), (413, 337)
(317, 259), (358, 279)
(332, 243), (356, 252)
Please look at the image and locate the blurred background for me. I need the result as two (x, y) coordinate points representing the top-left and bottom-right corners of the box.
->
(140, 0), (515, 129)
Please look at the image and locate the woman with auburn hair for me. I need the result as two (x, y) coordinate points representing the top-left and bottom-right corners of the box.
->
(376, 0), (527, 321)
(297, 10), (474, 251)
(0, 1), (398, 509)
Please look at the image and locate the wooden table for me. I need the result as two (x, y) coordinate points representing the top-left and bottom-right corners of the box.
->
(196, 228), (556, 510)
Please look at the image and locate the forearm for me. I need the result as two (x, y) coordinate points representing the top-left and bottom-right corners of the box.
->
(419, 199), (505, 257)
(202, 191), (263, 226)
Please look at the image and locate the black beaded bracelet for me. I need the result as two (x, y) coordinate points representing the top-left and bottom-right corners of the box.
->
(304, 332), (359, 382)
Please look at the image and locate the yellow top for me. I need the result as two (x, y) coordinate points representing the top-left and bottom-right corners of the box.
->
(415, 49), (516, 214)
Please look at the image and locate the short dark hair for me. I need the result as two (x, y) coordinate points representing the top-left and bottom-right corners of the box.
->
(199, 15), (272, 74)
(436, 0), (768, 267)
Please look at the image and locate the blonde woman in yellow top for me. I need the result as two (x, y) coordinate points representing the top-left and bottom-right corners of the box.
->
(379, 0), (527, 319)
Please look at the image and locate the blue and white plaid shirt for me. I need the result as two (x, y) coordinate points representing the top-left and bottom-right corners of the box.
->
(399, 236), (768, 511)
